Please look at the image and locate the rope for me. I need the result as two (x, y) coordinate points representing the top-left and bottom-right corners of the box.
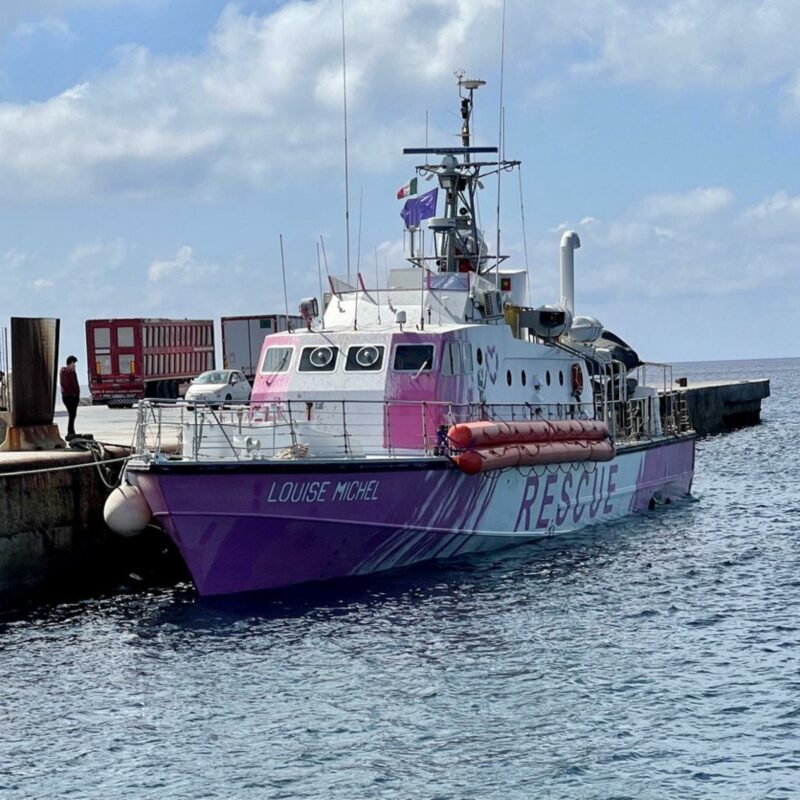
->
(0, 448), (132, 480)
(69, 438), (130, 489)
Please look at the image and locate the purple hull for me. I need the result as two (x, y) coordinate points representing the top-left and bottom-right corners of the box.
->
(134, 438), (694, 595)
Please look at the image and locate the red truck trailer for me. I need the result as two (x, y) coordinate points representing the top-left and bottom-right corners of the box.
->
(221, 314), (303, 382)
(86, 318), (215, 406)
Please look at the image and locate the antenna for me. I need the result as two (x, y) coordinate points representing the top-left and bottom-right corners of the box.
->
(320, 234), (331, 282)
(423, 110), (428, 263)
(495, 0), (507, 291)
(419, 251), (425, 331)
(356, 185), (363, 276)
(316, 241), (324, 312)
(340, 0), (352, 281)
(374, 247), (382, 325)
(279, 234), (291, 332)
(517, 164), (531, 305)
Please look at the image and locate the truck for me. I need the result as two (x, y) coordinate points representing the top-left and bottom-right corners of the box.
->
(221, 314), (304, 382)
(86, 318), (215, 406)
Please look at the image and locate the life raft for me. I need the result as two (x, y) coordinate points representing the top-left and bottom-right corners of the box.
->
(447, 418), (609, 450)
(447, 419), (615, 475)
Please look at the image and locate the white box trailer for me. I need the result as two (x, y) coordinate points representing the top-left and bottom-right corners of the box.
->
(221, 314), (304, 382)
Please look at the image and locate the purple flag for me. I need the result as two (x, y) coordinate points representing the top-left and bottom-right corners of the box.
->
(401, 188), (438, 229)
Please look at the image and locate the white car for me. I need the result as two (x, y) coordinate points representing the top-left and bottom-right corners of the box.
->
(184, 369), (251, 406)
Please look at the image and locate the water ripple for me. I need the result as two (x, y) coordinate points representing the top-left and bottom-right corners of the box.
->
(1, 358), (798, 799)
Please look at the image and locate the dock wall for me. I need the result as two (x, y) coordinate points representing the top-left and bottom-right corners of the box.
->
(677, 379), (771, 436)
(0, 450), (183, 607)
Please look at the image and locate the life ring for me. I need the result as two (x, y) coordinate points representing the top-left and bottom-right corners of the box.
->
(570, 363), (584, 398)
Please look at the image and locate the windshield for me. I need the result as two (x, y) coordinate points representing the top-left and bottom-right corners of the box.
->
(195, 371), (229, 385)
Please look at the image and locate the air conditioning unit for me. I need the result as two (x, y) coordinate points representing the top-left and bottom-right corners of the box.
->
(478, 289), (504, 318)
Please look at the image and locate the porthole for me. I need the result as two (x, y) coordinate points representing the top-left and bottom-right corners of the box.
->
(546, 370), (551, 386)
(300, 345), (339, 372)
(345, 345), (384, 372)
(309, 346), (334, 368)
(506, 369), (512, 386)
(559, 370), (564, 386)
(476, 348), (483, 366)
(521, 371), (527, 386)
(356, 346), (380, 368)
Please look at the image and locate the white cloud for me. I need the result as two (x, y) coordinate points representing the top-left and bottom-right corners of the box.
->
(30, 277), (55, 290)
(743, 190), (800, 220)
(69, 238), (128, 267)
(638, 187), (735, 220)
(781, 69), (800, 118)
(4, 249), (31, 270)
(12, 17), (72, 42)
(0, 1), (138, 39)
(0, 1), (799, 201)
(531, 185), (800, 304)
(147, 245), (217, 284)
(570, 0), (800, 92)
(0, 0), (504, 201)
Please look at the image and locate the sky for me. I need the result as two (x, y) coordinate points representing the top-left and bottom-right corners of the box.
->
(0, 0), (798, 370)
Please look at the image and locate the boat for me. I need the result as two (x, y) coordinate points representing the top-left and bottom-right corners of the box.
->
(105, 77), (695, 596)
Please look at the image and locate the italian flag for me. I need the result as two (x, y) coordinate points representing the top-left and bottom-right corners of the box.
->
(396, 177), (418, 199)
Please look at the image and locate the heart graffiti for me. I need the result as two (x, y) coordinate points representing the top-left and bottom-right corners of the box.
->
(486, 345), (499, 385)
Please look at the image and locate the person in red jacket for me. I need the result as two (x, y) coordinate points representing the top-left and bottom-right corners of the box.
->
(59, 355), (80, 438)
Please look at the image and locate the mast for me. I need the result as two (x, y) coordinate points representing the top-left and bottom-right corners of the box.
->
(401, 77), (520, 280)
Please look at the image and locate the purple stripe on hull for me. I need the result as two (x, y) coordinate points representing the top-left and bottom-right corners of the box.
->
(135, 437), (695, 596)
(632, 437), (695, 512)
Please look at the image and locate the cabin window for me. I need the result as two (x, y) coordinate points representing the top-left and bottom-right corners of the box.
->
(476, 348), (483, 366)
(546, 370), (551, 386)
(345, 345), (384, 372)
(299, 346), (338, 372)
(261, 347), (293, 374)
(559, 370), (564, 386)
(441, 342), (463, 376)
(521, 371), (527, 386)
(462, 343), (473, 372)
(506, 370), (512, 386)
(393, 344), (434, 372)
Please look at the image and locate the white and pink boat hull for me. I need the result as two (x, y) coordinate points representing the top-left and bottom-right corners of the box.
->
(132, 437), (694, 596)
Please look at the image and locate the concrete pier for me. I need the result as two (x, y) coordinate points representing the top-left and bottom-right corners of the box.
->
(0, 405), (183, 608)
(669, 379), (771, 436)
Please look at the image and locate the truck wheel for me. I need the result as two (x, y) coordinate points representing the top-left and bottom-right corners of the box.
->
(170, 380), (179, 399)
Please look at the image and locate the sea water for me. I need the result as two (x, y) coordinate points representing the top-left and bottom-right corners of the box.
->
(1, 358), (798, 799)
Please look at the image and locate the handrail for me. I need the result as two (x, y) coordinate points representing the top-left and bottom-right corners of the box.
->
(129, 392), (693, 465)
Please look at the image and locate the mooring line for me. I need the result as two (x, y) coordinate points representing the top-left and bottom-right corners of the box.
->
(0, 453), (132, 479)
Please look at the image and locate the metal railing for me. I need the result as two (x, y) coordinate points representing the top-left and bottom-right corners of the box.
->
(130, 389), (693, 465)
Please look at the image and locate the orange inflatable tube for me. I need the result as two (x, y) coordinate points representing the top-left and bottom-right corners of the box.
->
(447, 419), (609, 450)
(453, 439), (616, 475)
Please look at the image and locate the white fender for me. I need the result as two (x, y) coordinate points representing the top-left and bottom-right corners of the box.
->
(104, 483), (152, 537)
